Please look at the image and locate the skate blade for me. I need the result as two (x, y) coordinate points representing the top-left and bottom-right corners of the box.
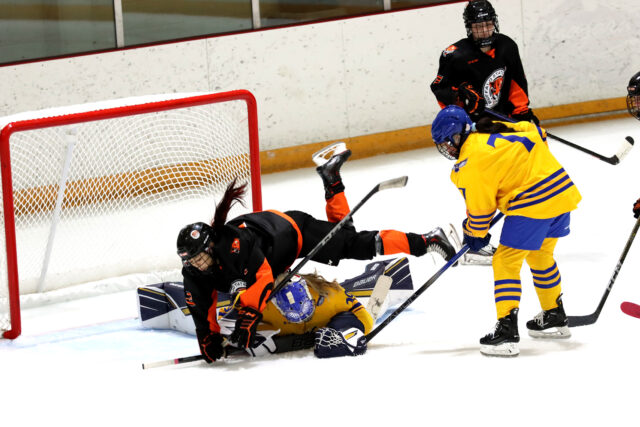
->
(480, 342), (519, 357)
(461, 252), (493, 265)
(447, 224), (493, 266)
(527, 326), (571, 339)
(312, 142), (347, 166)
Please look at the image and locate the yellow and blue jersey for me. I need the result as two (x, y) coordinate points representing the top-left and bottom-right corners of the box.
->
(451, 121), (581, 237)
(257, 284), (373, 335)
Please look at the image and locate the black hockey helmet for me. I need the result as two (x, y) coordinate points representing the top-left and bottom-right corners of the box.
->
(463, 0), (499, 48)
(176, 222), (214, 263)
(627, 71), (640, 120)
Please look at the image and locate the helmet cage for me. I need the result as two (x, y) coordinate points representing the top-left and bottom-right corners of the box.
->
(628, 93), (640, 121)
(464, 1), (499, 47)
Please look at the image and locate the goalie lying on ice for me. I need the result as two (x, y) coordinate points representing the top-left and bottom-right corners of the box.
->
(137, 257), (413, 360)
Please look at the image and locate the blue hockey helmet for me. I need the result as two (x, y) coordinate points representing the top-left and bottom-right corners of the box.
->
(273, 275), (315, 323)
(431, 105), (474, 160)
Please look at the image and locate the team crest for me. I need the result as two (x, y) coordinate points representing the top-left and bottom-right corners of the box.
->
(483, 68), (505, 108)
(230, 238), (240, 254)
(185, 291), (195, 307)
(442, 45), (457, 57)
(190, 230), (200, 239)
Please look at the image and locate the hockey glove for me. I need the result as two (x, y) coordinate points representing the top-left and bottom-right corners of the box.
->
(633, 198), (640, 219)
(229, 306), (263, 348)
(458, 82), (485, 116)
(198, 331), (225, 363)
(512, 109), (540, 125)
(462, 219), (491, 251)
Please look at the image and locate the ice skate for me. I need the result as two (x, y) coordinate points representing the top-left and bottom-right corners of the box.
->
(526, 294), (571, 339)
(447, 223), (495, 265)
(480, 308), (520, 357)
(313, 142), (351, 200)
(423, 227), (456, 261)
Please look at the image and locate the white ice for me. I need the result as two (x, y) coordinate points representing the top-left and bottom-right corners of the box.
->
(2, 117), (640, 426)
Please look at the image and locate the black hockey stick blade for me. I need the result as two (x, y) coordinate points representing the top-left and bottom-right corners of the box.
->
(364, 212), (505, 343)
(271, 176), (408, 296)
(485, 109), (633, 165)
(567, 216), (640, 327)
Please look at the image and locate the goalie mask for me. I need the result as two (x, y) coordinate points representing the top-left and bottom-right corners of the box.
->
(176, 222), (215, 271)
(464, 0), (499, 48)
(627, 71), (640, 121)
(273, 275), (315, 323)
(431, 105), (474, 160)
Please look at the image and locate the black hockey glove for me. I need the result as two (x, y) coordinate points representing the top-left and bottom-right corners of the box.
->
(458, 82), (485, 116)
(462, 219), (491, 251)
(199, 331), (225, 363)
(512, 109), (540, 125)
(633, 198), (640, 219)
(229, 306), (263, 348)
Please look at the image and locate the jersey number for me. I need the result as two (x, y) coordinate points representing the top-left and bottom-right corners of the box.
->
(486, 134), (535, 152)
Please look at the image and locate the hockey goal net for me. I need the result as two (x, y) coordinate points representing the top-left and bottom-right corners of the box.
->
(0, 90), (262, 339)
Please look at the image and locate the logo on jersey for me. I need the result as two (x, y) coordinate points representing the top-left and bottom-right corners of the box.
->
(452, 158), (468, 172)
(185, 291), (195, 307)
(483, 68), (505, 108)
(442, 45), (457, 57)
(230, 238), (240, 254)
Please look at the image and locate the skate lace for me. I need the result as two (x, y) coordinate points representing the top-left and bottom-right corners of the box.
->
(532, 311), (545, 326)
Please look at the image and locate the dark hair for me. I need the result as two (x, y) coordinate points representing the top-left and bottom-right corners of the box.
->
(211, 178), (247, 231)
(475, 117), (514, 134)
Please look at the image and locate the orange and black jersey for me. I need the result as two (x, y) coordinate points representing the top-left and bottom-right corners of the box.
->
(182, 208), (430, 340)
(430, 34), (531, 117)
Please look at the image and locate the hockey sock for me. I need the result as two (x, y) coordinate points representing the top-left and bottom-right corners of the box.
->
(492, 245), (527, 318)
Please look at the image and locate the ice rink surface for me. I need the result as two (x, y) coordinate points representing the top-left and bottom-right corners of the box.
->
(2, 117), (640, 426)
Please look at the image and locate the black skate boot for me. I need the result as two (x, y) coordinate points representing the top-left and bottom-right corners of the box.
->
(313, 142), (352, 200)
(479, 308), (520, 357)
(423, 227), (456, 261)
(526, 294), (571, 339)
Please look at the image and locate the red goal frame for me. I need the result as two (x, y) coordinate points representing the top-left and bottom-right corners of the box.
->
(0, 89), (262, 339)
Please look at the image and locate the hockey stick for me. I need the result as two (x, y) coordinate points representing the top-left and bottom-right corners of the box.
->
(620, 301), (640, 319)
(364, 212), (505, 344)
(271, 176), (408, 296)
(142, 176), (408, 369)
(567, 216), (640, 327)
(485, 109), (634, 165)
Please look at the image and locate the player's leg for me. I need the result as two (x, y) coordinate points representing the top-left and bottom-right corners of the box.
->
(479, 244), (528, 357)
(524, 239), (570, 338)
(313, 142), (352, 223)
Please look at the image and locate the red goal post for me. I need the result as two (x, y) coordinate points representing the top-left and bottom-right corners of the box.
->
(0, 90), (262, 339)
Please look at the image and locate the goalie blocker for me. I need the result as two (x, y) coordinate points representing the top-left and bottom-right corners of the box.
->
(137, 257), (414, 357)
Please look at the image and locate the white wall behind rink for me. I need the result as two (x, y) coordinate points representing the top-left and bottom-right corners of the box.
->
(0, 0), (638, 153)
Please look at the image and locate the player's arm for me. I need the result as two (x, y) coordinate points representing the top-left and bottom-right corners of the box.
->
(430, 48), (461, 108)
(228, 246), (275, 348)
(182, 272), (225, 363)
(504, 40), (538, 123)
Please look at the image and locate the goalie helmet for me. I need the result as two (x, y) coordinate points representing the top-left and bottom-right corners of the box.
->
(627, 71), (640, 120)
(463, 0), (499, 48)
(431, 105), (474, 160)
(176, 222), (214, 265)
(273, 275), (315, 323)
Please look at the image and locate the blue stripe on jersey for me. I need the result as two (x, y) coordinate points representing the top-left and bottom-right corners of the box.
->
(508, 169), (575, 211)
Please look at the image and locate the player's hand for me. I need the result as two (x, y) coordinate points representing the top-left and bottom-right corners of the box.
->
(512, 109), (540, 125)
(199, 332), (225, 363)
(633, 198), (640, 219)
(229, 306), (263, 348)
(458, 82), (485, 115)
(462, 219), (491, 251)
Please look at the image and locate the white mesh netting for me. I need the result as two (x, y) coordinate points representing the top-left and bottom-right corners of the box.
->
(0, 92), (259, 334)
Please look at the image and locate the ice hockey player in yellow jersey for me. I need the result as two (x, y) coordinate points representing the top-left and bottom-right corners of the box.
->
(431, 105), (581, 357)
